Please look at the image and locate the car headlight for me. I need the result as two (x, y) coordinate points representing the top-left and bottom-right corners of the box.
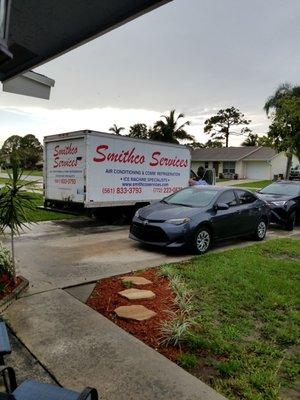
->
(270, 201), (287, 207)
(134, 209), (140, 218)
(167, 218), (190, 225)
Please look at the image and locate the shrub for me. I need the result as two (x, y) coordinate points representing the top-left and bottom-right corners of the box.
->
(177, 353), (198, 369)
(160, 310), (197, 347)
(0, 243), (14, 290)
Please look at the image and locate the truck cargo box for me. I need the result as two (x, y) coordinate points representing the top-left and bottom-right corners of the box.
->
(44, 130), (191, 209)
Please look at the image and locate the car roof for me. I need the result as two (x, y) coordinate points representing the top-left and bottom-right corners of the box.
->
(189, 186), (251, 192)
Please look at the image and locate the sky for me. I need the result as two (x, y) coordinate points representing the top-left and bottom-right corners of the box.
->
(0, 0), (299, 146)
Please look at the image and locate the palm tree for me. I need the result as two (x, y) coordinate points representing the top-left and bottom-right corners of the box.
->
(0, 160), (36, 282)
(109, 124), (125, 135)
(150, 110), (193, 144)
(264, 83), (300, 115)
(264, 83), (300, 176)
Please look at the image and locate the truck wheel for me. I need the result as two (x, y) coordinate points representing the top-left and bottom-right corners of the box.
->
(285, 211), (296, 231)
(193, 227), (211, 254)
(253, 219), (267, 241)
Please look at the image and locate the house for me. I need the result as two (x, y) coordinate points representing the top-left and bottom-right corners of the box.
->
(191, 146), (299, 180)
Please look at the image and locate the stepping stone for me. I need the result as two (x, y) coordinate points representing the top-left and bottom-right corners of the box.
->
(115, 305), (156, 321)
(121, 276), (152, 285)
(119, 288), (156, 300)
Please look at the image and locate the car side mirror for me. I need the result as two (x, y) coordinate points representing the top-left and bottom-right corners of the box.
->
(215, 202), (229, 211)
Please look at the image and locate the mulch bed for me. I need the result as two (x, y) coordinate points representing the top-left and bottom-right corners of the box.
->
(86, 268), (180, 360)
(0, 276), (22, 301)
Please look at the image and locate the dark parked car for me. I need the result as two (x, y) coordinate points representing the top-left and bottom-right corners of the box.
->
(257, 180), (300, 230)
(289, 164), (300, 180)
(130, 186), (270, 254)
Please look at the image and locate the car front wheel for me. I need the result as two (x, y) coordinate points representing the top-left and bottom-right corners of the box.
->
(253, 220), (267, 241)
(193, 227), (211, 254)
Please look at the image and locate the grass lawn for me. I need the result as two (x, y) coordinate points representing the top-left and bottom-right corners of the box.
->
(216, 178), (231, 182)
(0, 178), (9, 185)
(0, 181), (75, 221)
(26, 192), (76, 222)
(160, 239), (300, 400)
(1, 169), (43, 177)
(232, 180), (272, 189)
(22, 169), (43, 177)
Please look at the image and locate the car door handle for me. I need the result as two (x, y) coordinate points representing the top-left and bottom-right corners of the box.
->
(234, 210), (241, 214)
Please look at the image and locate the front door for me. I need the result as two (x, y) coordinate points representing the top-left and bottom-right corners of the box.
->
(212, 161), (220, 176)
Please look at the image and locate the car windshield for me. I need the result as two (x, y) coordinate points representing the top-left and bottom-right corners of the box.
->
(260, 183), (300, 196)
(164, 187), (219, 207)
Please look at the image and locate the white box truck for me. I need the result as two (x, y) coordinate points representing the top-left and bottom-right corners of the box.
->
(44, 130), (191, 216)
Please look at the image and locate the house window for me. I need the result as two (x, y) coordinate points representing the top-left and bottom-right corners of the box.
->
(223, 161), (235, 174)
(205, 161), (209, 168)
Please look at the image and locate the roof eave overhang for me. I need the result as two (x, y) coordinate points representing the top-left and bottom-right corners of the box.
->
(0, 0), (172, 83)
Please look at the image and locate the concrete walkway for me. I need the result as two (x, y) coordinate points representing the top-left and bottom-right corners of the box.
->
(3, 220), (227, 399)
(5, 290), (225, 400)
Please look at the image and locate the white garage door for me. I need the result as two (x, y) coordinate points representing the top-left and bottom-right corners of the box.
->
(245, 162), (270, 180)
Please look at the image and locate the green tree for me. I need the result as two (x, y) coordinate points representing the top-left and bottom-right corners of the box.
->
(128, 123), (149, 140)
(109, 124), (125, 135)
(257, 135), (274, 147)
(264, 83), (300, 114)
(264, 83), (300, 176)
(0, 162), (36, 280)
(242, 133), (259, 146)
(1, 134), (43, 169)
(1, 135), (22, 154)
(150, 110), (193, 144)
(190, 141), (205, 149)
(204, 107), (251, 147)
(190, 139), (223, 149)
(19, 134), (43, 169)
(204, 139), (223, 148)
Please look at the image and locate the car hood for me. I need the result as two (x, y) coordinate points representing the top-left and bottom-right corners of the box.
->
(257, 193), (294, 202)
(138, 201), (201, 221)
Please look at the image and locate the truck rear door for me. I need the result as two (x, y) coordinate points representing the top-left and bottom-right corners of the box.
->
(45, 137), (85, 203)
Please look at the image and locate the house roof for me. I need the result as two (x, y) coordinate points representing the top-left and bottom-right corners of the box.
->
(191, 146), (277, 162)
(243, 147), (277, 161)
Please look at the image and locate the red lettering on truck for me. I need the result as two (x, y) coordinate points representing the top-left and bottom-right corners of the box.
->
(150, 151), (188, 168)
(93, 145), (188, 168)
(53, 143), (78, 168)
(93, 145), (145, 164)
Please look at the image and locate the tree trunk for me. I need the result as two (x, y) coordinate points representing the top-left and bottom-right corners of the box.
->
(285, 152), (293, 179)
(10, 229), (16, 285)
(225, 134), (229, 147)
